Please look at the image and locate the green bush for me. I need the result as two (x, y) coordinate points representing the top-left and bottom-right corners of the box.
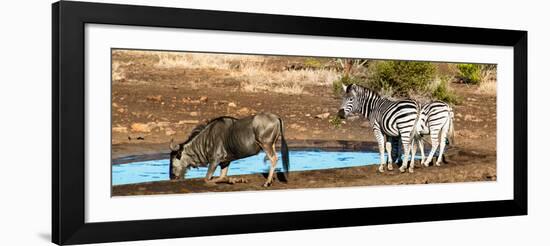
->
(332, 74), (364, 95)
(304, 58), (323, 69)
(432, 77), (460, 104)
(366, 61), (437, 97)
(456, 64), (481, 84)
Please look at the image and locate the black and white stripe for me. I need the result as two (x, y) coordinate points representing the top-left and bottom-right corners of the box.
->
(413, 101), (454, 167)
(338, 84), (421, 173)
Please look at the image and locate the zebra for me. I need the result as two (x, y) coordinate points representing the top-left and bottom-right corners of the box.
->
(337, 84), (421, 173)
(414, 101), (455, 167)
(388, 101), (455, 168)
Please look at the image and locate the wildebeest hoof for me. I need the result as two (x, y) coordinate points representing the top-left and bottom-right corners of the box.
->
(228, 178), (248, 184)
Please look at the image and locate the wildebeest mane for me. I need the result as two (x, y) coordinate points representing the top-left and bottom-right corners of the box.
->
(181, 116), (238, 146)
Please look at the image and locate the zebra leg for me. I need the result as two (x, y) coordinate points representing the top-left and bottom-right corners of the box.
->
(385, 140), (393, 170)
(408, 139), (417, 173)
(435, 123), (450, 166)
(373, 128), (387, 173)
(399, 141), (411, 173)
(418, 138), (425, 166)
(423, 130), (440, 167)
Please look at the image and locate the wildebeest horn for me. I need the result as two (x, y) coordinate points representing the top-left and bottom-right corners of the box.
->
(169, 138), (179, 151)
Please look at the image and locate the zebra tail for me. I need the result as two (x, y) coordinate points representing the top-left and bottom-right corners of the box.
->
(409, 101), (422, 141)
(448, 108), (455, 145)
(278, 118), (290, 179)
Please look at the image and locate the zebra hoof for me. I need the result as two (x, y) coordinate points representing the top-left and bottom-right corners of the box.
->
(387, 165), (393, 171)
(378, 167), (385, 173)
(263, 182), (272, 187)
(435, 163), (442, 167)
(408, 168), (414, 173)
(423, 162), (429, 167)
(399, 167), (406, 173)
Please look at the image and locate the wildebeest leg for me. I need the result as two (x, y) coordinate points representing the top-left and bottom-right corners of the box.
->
(203, 162), (218, 184)
(261, 142), (278, 187)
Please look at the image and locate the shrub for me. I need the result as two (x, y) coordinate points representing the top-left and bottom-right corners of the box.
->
(304, 58), (323, 69)
(366, 61), (437, 97)
(456, 64), (482, 84)
(432, 77), (460, 104)
(328, 115), (343, 128)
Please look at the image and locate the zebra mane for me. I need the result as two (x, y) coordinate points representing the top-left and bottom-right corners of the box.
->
(181, 116), (237, 146)
(351, 84), (382, 98)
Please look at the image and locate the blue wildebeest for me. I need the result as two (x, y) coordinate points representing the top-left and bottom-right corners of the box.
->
(169, 113), (289, 187)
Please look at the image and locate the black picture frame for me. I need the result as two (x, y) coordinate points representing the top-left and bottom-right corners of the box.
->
(52, 1), (527, 245)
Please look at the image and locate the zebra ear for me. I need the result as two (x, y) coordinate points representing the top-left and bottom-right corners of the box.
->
(342, 84), (348, 93)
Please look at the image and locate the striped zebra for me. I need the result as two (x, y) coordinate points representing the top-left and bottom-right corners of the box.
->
(414, 101), (455, 167)
(388, 101), (455, 168)
(337, 84), (421, 173)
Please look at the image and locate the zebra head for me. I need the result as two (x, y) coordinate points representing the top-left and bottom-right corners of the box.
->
(338, 84), (362, 119)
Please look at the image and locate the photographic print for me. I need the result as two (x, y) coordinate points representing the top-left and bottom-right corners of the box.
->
(110, 49), (497, 196)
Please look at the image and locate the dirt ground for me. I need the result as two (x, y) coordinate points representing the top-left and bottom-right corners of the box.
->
(110, 50), (497, 196)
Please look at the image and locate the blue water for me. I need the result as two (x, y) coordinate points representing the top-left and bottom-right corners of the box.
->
(112, 150), (384, 186)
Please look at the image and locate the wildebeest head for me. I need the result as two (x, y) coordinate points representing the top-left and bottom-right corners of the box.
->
(169, 139), (189, 180)
(338, 84), (359, 119)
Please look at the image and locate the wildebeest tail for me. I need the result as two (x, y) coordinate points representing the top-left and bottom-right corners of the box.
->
(279, 118), (290, 177)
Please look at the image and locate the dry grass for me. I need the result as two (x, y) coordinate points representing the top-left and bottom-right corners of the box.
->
(112, 50), (339, 95)
(477, 66), (497, 95)
(234, 64), (339, 95)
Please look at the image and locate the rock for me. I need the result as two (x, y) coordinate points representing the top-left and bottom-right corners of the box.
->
(455, 113), (463, 118)
(155, 121), (171, 128)
(117, 108), (125, 113)
(199, 96), (208, 103)
(464, 114), (482, 122)
(146, 95), (163, 102)
(228, 102), (237, 107)
(130, 123), (151, 133)
(189, 112), (199, 117)
(177, 120), (200, 125)
(237, 107), (251, 115)
(181, 97), (201, 104)
(164, 128), (176, 136)
(305, 113), (311, 117)
(112, 126), (127, 133)
(112, 102), (120, 108)
(289, 123), (307, 132)
(289, 114), (296, 118)
(315, 112), (330, 119)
